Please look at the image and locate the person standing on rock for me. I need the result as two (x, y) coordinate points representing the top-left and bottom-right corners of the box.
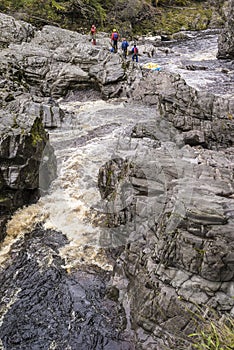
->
(131, 44), (139, 62)
(111, 29), (119, 53)
(121, 38), (129, 59)
(90, 24), (97, 45)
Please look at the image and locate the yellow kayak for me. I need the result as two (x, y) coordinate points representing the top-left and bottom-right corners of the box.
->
(142, 62), (161, 71)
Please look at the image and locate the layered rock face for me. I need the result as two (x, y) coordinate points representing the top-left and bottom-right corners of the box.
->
(130, 70), (234, 149)
(0, 16), (126, 100)
(217, 0), (234, 58)
(0, 15), (57, 240)
(0, 113), (57, 241)
(0, 12), (35, 47)
(98, 125), (234, 348)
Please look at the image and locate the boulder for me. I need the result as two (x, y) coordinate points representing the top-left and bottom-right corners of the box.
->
(131, 70), (234, 149)
(0, 112), (57, 240)
(0, 12), (35, 48)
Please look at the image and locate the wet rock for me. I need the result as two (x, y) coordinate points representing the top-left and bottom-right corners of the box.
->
(98, 158), (131, 200)
(0, 227), (133, 350)
(137, 44), (155, 58)
(131, 70), (234, 149)
(21, 99), (65, 129)
(183, 130), (206, 146)
(0, 114), (57, 239)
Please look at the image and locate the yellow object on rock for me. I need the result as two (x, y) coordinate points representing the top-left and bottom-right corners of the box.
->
(142, 62), (161, 71)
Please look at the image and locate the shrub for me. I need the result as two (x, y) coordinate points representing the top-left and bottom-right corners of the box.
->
(189, 308), (234, 350)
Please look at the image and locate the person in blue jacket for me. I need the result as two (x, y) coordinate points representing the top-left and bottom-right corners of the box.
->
(121, 38), (129, 59)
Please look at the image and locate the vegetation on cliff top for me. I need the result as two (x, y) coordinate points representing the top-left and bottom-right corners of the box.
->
(0, 0), (225, 36)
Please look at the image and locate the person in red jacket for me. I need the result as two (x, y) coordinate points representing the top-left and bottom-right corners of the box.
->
(131, 44), (139, 62)
(90, 24), (97, 45)
(111, 29), (119, 53)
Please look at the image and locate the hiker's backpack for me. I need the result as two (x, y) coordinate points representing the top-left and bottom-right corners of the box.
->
(113, 32), (118, 40)
(134, 47), (138, 54)
(122, 41), (128, 49)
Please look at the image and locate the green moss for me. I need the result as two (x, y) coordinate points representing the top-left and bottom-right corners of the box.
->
(12, 115), (19, 128)
(194, 247), (205, 256)
(153, 5), (213, 34)
(93, 2), (106, 26)
(51, 0), (66, 11)
(0, 196), (11, 207)
(131, 1), (216, 35)
(30, 118), (46, 147)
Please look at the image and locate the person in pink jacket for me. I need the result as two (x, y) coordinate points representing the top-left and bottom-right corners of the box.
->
(90, 24), (97, 45)
(111, 29), (119, 53)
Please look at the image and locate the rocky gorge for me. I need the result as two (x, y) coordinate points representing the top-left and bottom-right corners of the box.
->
(0, 0), (233, 348)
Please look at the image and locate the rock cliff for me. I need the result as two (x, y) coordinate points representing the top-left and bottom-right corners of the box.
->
(97, 103), (234, 348)
(217, 0), (234, 58)
(0, 111), (57, 241)
(0, 14), (57, 240)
